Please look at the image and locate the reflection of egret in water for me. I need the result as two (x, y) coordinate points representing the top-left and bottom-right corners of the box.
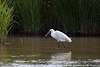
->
(47, 51), (71, 66)
(51, 51), (71, 61)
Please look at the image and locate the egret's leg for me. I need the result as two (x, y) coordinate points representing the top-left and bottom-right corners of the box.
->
(61, 42), (65, 48)
(58, 42), (60, 48)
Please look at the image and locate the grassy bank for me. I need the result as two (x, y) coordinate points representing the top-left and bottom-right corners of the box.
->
(2, 0), (100, 36)
(10, 0), (42, 35)
(51, 0), (100, 36)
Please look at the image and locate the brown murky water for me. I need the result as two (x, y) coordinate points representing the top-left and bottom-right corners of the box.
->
(0, 37), (100, 67)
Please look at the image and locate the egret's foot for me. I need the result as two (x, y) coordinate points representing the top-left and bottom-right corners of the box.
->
(57, 47), (60, 49)
(58, 42), (60, 49)
(61, 42), (66, 48)
(63, 46), (66, 48)
(58, 46), (60, 49)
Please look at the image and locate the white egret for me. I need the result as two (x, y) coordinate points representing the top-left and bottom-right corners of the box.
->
(45, 29), (72, 48)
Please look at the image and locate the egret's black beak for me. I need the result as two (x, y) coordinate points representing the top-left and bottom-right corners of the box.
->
(45, 31), (51, 37)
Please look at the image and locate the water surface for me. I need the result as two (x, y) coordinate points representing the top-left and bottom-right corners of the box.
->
(0, 37), (100, 67)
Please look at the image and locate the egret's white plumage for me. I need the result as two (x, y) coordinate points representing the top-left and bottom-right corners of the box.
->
(50, 29), (72, 42)
(45, 29), (72, 48)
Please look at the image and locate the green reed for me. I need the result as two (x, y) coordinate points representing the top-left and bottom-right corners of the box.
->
(6, 0), (100, 36)
(15, 0), (42, 33)
(51, 0), (100, 35)
(0, 0), (14, 44)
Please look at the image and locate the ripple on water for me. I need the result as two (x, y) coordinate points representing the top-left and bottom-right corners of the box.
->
(0, 59), (100, 67)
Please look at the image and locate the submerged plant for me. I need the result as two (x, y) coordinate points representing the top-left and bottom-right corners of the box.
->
(0, 0), (14, 44)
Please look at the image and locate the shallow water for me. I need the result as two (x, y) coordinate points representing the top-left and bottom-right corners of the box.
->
(0, 37), (100, 67)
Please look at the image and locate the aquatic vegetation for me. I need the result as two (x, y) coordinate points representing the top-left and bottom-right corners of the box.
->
(51, 0), (100, 36)
(0, 0), (14, 44)
(0, 0), (100, 36)
(15, 0), (42, 34)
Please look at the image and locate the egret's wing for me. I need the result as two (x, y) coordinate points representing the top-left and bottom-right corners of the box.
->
(55, 31), (72, 42)
(55, 31), (67, 39)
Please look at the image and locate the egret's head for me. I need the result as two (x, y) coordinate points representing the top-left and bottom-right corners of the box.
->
(45, 29), (55, 37)
(49, 29), (55, 33)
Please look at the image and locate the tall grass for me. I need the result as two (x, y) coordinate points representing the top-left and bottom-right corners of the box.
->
(8, 0), (100, 36)
(15, 0), (42, 34)
(0, 0), (14, 44)
(51, 0), (100, 35)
